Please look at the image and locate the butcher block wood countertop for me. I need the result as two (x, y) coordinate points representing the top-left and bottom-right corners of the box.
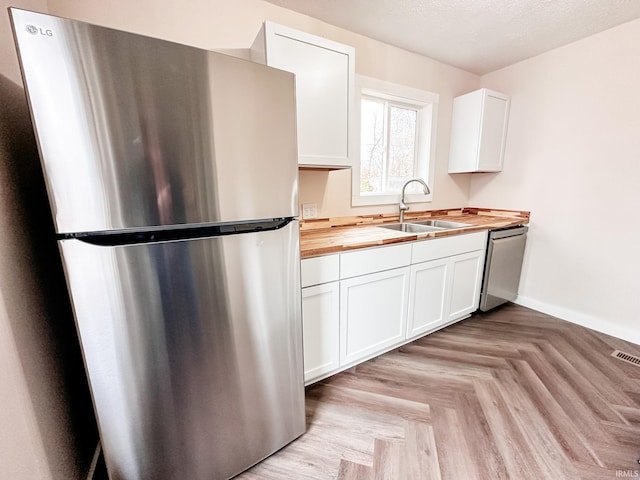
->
(300, 207), (529, 258)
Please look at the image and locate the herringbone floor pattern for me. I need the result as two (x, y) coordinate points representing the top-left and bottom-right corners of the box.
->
(238, 304), (640, 479)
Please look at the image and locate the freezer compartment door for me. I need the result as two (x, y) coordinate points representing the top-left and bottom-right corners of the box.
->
(60, 221), (304, 480)
(11, 9), (298, 234)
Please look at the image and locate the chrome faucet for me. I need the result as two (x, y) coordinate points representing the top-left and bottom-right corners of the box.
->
(399, 178), (431, 223)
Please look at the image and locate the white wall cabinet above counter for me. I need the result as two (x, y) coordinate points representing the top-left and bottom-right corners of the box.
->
(251, 21), (355, 169)
(448, 88), (510, 173)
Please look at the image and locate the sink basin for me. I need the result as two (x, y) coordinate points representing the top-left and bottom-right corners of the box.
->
(379, 223), (443, 233)
(410, 219), (471, 229)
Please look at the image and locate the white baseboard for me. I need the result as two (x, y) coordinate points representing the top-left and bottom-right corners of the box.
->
(514, 295), (640, 346)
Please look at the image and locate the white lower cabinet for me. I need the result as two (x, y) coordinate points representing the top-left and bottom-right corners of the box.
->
(447, 250), (485, 322)
(407, 258), (449, 340)
(407, 248), (485, 339)
(301, 231), (488, 384)
(340, 267), (410, 367)
(301, 282), (340, 384)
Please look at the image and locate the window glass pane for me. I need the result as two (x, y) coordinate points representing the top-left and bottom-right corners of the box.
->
(386, 105), (417, 192)
(360, 98), (385, 194)
(353, 78), (437, 206)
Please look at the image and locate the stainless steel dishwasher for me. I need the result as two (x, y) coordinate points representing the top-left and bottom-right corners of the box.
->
(479, 225), (528, 311)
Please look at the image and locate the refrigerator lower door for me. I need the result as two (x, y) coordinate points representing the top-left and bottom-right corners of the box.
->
(59, 221), (304, 480)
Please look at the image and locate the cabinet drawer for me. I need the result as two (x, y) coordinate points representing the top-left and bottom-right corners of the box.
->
(412, 231), (487, 264)
(301, 254), (340, 287)
(340, 244), (412, 279)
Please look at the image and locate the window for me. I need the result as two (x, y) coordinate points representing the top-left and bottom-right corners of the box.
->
(352, 76), (438, 207)
(360, 97), (419, 194)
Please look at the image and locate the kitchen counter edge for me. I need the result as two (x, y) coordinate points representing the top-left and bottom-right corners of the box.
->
(300, 207), (529, 258)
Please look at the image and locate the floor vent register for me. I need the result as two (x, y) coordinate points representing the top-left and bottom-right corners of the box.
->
(611, 350), (640, 367)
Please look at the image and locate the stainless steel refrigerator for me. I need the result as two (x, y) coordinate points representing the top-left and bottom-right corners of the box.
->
(10, 8), (305, 480)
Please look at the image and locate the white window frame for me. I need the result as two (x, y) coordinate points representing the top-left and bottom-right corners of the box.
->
(352, 75), (439, 207)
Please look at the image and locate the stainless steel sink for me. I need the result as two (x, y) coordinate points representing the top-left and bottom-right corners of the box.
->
(379, 223), (443, 233)
(410, 219), (471, 229)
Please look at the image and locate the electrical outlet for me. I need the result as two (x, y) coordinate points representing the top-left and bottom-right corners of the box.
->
(302, 203), (317, 219)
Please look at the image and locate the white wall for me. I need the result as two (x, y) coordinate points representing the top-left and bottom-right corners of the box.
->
(46, 0), (640, 346)
(473, 18), (640, 343)
(1, 6), (636, 480)
(1, 4), (54, 478)
(47, 0), (480, 219)
(0, 2), (477, 476)
(0, 1), (97, 478)
(0, 291), (51, 480)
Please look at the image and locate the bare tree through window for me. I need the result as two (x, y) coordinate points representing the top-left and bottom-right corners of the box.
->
(360, 96), (419, 195)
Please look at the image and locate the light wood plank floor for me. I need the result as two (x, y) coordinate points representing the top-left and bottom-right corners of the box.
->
(238, 304), (640, 479)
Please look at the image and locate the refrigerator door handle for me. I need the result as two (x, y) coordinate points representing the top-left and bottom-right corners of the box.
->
(65, 218), (295, 246)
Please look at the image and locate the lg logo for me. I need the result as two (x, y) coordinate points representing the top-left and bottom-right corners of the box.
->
(26, 24), (53, 36)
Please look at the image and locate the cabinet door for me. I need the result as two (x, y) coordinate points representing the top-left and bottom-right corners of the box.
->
(407, 258), (449, 340)
(302, 282), (340, 384)
(477, 92), (509, 171)
(447, 250), (485, 322)
(340, 267), (410, 367)
(448, 88), (509, 173)
(264, 23), (353, 168)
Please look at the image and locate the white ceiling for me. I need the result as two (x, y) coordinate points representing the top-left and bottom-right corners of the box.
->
(263, 0), (640, 74)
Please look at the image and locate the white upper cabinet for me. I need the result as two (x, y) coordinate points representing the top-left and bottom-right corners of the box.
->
(251, 22), (354, 169)
(448, 88), (510, 173)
